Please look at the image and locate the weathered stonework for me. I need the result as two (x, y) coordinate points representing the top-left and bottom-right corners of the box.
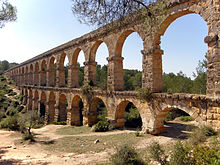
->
(4, 0), (220, 134)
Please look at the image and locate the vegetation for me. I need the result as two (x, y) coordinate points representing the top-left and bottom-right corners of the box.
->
(92, 120), (112, 132)
(0, 0), (17, 28)
(0, 60), (18, 75)
(110, 144), (144, 165)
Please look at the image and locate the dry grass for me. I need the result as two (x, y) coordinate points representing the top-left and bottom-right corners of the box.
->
(43, 132), (149, 154)
(55, 126), (91, 135)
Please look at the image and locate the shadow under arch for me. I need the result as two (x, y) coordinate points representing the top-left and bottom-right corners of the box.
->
(48, 91), (56, 122)
(70, 95), (84, 126)
(115, 100), (142, 129)
(33, 90), (39, 111)
(88, 97), (107, 126)
(149, 100), (202, 135)
(58, 94), (68, 122)
(40, 91), (46, 118)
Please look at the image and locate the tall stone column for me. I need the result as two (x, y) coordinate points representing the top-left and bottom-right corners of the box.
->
(107, 56), (124, 91)
(56, 67), (65, 87)
(205, 34), (220, 98)
(54, 105), (59, 122)
(68, 65), (79, 88)
(44, 102), (49, 124)
(84, 61), (97, 86)
(142, 48), (163, 92)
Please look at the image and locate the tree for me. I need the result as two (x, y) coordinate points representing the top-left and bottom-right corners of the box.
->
(71, 0), (166, 27)
(192, 59), (207, 94)
(18, 111), (43, 141)
(0, 0), (17, 28)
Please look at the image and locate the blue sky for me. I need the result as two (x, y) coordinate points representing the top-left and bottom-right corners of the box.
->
(0, 0), (208, 78)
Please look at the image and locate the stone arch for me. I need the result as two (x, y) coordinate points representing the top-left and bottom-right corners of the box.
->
(29, 64), (34, 85)
(33, 90), (39, 111)
(58, 94), (68, 122)
(149, 8), (209, 93)
(148, 100), (202, 134)
(115, 100), (142, 128)
(88, 97), (107, 126)
(57, 53), (69, 87)
(48, 56), (56, 87)
(25, 66), (29, 85)
(28, 89), (33, 110)
(69, 95), (84, 126)
(34, 62), (39, 86)
(40, 91), (47, 117)
(115, 30), (144, 57)
(40, 60), (47, 86)
(48, 91), (56, 122)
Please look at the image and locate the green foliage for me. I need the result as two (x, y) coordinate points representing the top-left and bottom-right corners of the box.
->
(169, 141), (191, 165)
(110, 144), (144, 165)
(149, 141), (167, 165)
(0, 115), (19, 130)
(189, 125), (217, 145)
(51, 121), (67, 125)
(135, 129), (141, 137)
(23, 132), (35, 142)
(124, 69), (142, 91)
(124, 106), (142, 128)
(180, 116), (193, 122)
(163, 71), (193, 94)
(6, 108), (18, 116)
(18, 111), (43, 135)
(92, 120), (111, 132)
(137, 87), (152, 102)
(165, 109), (190, 121)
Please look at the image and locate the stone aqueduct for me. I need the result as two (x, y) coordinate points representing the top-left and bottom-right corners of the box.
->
(4, 0), (220, 134)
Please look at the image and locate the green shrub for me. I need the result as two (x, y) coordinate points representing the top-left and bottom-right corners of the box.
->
(169, 141), (191, 165)
(17, 105), (24, 112)
(180, 116), (193, 122)
(12, 101), (19, 108)
(135, 129), (141, 137)
(51, 121), (67, 125)
(22, 133), (35, 142)
(0, 115), (20, 130)
(7, 109), (19, 116)
(110, 144), (144, 165)
(189, 125), (217, 145)
(124, 107), (142, 128)
(92, 120), (110, 132)
(149, 141), (167, 165)
(165, 112), (173, 121)
(0, 112), (6, 121)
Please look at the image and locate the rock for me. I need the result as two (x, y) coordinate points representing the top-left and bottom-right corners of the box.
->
(94, 139), (99, 144)
(13, 147), (17, 149)
(6, 145), (12, 148)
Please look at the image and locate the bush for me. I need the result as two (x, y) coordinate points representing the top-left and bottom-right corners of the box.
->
(189, 125), (217, 145)
(0, 115), (20, 130)
(0, 112), (6, 121)
(51, 121), (67, 125)
(169, 141), (190, 165)
(110, 144), (144, 165)
(124, 107), (142, 128)
(23, 133), (35, 142)
(17, 105), (24, 112)
(149, 141), (167, 165)
(12, 101), (19, 108)
(180, 116), (192, 122)
(7, 109), (19, 116)
(92, 120), (110, 132)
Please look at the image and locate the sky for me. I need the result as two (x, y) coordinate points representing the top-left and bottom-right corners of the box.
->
(0, 0), (208, 78)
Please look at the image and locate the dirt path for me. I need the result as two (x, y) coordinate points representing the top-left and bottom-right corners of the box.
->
(0, 122), (193, 165)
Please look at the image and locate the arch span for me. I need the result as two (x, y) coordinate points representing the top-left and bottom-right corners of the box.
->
(58, 94), (67, 122)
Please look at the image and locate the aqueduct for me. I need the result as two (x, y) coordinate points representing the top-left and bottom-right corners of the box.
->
(4, 0), (220, 134)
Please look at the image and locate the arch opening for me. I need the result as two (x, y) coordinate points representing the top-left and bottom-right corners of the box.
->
(115, 101), (142, 129)
(40, 91), (46, 117)
(48, 92), (56, 122)
(40, 60), (47, 86)
(88, 97), (107, 126)
(33, 90), (39, 111)
(29, 64), (33, 85)
(58, 53), (69, 87)
(70, 95), (84, 126)
(115, 31), (143, 91)
(160, 13), (208, 94)
(58, 94), (68, 122)
(28, 90), (33, 110)
(48, 57), (57, 87)
(93, 41), (108, 90)
(34, 62), (39, 86)
(153, 106), (197, 137)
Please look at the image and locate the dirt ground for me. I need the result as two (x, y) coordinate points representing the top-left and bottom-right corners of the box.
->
(0, 121), (195, 165)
